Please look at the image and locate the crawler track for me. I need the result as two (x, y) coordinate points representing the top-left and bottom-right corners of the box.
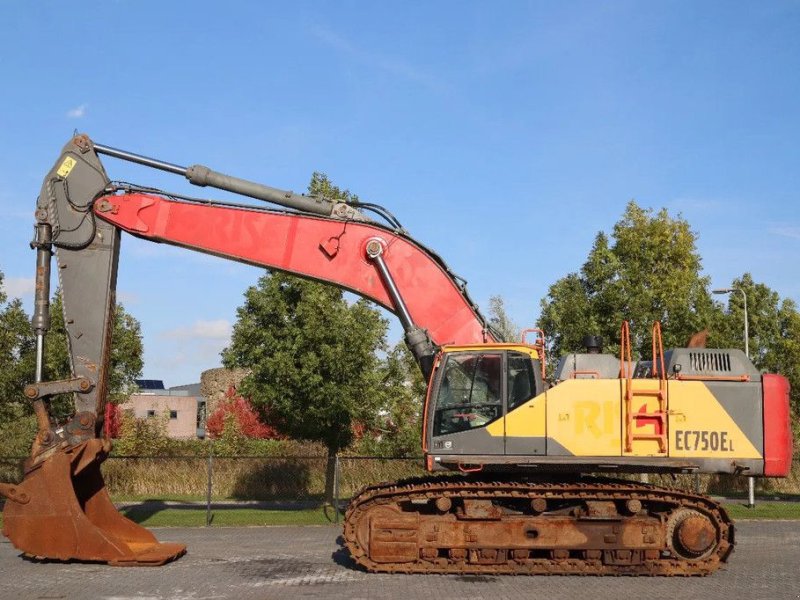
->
(343, 475), (733, 576)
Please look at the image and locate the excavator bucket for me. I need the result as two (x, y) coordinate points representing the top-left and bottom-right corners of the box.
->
(0, 439), (185, 566)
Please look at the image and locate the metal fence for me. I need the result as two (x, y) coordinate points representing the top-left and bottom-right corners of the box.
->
(0, 454), (428, 525)
(2, 455), (799, 525)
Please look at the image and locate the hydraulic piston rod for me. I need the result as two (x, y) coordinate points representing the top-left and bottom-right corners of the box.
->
(93, 141), (337, 216)
(365, 239), (436, 379)
(29, 222), (53, 437)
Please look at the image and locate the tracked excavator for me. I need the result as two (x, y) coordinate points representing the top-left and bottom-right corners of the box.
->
(0, 134), (792, 575)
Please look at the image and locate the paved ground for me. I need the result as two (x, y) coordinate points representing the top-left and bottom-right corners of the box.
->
(2, 521), (799, 600)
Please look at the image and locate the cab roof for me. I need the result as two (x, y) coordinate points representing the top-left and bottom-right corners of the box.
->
(440, 343), (541, 358)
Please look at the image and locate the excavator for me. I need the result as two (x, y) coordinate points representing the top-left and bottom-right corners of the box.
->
(0, 134), (792, 575)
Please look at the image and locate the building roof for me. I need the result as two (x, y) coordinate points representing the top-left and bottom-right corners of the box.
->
(170, 383), (202, 397)
(135, 379), (165, 391)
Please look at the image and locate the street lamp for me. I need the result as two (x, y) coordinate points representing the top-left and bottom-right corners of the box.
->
(713, 286), (753, 507)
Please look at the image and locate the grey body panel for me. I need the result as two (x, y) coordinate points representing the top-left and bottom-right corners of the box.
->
(555, 353), (620, 380)
(705, 380), (764, 456)
(666, 348), (764, 457)
(37, 136), (119, 422)
(429, 421), (504, 456)
(505, 427), (548, 456)
(665, 348), (761, 380)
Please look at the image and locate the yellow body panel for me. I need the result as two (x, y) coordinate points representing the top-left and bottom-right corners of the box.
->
(442, 344), (540, 359)
(485, 393), (546, 438)
(481, 377), (760, 461)
(668, 381), (761, 459)
(545, 380), (623, 456)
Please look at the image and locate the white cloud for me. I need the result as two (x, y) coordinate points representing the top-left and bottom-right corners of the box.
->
(309, 24), (447, 94)
(3, 276), (35, 300)
(161, 319), (232, 341)
(66, 104), (87, 118)
(771, 226), (800, 241)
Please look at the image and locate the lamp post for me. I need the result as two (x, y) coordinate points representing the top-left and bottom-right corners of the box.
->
(713, 286), (753, 507)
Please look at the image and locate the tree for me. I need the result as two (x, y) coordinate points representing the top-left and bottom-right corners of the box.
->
(488, 295), (521, 342)
(222, 272), (388, 499)
(538, 201), (719, 359)
(714, 274), (800, 413)
(356, 342), (427, 457)
(537, 202), (800, 417)
(206, 386), (281, 439)
(112, 411), (175, 457)
(222, 172), (387, 502)
(307, 172), (359, 204)
(0, 271), (36, 424)
(44, 290), (144, 419)
(0, 274), (145, 427)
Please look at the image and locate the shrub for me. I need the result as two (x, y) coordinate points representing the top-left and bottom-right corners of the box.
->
(112, 412), (176, 457)
(206, 387), (280, 440)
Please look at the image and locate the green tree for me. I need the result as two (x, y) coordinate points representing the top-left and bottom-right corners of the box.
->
(0, 271), (36, 424)
(307, 172), (359, 204)
(488, 295), (521, 342)
(538, 201), (719, 359)
(714, 274), (800, 413)
(44, 291), (144, 420)
(0, 277), (145, 426)
(357, 342), (427, 457)
(222, 271), (388, 500)
(222, 171), (387, 502)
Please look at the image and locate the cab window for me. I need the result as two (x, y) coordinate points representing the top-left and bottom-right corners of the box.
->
(433, 353), (502, 436)
(507, 351), (537, 410)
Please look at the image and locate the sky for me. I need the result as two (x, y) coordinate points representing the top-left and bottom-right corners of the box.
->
(0, 1), (798, 387)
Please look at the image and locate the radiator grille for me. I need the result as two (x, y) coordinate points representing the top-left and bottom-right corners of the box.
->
(689, 351), (732, 373)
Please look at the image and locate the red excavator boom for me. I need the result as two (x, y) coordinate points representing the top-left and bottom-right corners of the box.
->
(92, 192), (491, 348)
(0, 134), (493, 565)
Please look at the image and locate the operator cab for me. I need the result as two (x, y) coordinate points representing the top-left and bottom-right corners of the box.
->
(424, 344), (544, 458)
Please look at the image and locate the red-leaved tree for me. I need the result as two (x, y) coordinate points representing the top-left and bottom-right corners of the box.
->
(104, 403), (122, 438)
(206, 386), (280, 439)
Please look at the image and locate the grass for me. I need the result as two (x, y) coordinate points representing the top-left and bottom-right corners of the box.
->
(4, 498), (800, 531)
(0, 506), (334, 529)
(112, 493), (212, 503)
(107, 500), (800, 525)
(118, 506), (334, 527)
(723, 501), (800, 520)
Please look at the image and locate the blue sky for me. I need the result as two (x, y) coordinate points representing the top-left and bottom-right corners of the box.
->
(1, 1), (798, 387)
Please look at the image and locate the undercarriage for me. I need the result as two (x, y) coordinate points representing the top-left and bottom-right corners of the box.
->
(343, 475), (733, 576)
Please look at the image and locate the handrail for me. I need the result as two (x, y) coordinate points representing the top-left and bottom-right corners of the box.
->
(520, 327), (547, 380)
(619, 321), (633, 382)
(651, 321), (666, 381)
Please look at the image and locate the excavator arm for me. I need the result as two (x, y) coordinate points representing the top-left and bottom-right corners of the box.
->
(1, 134), (495, 565)
(4, 134), (793, 576)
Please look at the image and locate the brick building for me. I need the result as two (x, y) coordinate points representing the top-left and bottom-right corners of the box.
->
(119, 380), (206, 439)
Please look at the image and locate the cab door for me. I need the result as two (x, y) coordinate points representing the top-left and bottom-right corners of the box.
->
(428, 351), (505, 457)
(503, 351), (547, 456)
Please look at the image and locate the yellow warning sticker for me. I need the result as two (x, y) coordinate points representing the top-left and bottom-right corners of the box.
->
(56, 156), (77, 178)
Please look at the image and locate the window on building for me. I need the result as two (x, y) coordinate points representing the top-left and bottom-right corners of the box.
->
(146, 410), (156, 418)
(169, 410), (178, 420)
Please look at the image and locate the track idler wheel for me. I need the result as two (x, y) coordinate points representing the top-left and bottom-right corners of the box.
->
(1, 439), (185, 566)
(667, 509), (718, 560)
